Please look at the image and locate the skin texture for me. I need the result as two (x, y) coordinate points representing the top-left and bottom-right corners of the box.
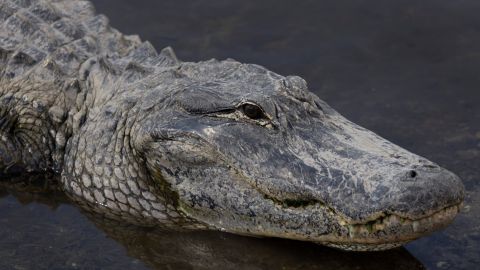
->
(0, 0), (465, 251)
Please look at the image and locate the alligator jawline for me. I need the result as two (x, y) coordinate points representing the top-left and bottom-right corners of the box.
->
(264, 193), (461, 244)
(266, 193), (461, 227)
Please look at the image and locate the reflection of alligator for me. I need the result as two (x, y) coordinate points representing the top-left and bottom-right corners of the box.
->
(0, 0), (464, 251)
(96, 220), (427, 270)
(0, 177), (426, 270)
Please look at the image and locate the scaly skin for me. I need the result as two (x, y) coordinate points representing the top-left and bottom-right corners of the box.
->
(0, 0), (464, 251)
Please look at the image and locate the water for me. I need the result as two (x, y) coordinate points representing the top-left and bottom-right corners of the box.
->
(1, 0), (479, 269)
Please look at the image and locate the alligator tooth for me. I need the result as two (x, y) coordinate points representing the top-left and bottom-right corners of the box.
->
(348, 225), (355, 238)
(374, 223), (385, 231)
(389, 215), (399, 225)
(412, 221), (420, 232)
(358, 225), (370, 235)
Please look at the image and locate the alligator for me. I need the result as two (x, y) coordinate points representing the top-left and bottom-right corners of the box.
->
(0, 0), (464, 251)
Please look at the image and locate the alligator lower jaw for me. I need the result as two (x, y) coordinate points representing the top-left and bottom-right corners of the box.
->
(320, 203), (462, 251)
(322, 241), (408, 252)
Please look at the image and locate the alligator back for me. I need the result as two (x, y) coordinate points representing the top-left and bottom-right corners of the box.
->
(0, 0), (146, 172)
(0, 0), (143, 81)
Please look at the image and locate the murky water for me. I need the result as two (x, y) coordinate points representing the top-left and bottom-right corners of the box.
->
(1, 0), (479, 269)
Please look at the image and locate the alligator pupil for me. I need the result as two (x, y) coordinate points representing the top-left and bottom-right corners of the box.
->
(243, 104), (263, 119)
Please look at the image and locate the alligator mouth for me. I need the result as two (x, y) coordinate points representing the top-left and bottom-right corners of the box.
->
(322, 203), (462, 251)
(266, 195), (462, 251)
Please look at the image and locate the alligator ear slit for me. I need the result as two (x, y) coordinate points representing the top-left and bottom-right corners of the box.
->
(187, 107), (236, 115)
(214, 108), (236, 114)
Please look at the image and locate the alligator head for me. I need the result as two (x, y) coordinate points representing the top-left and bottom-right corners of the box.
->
(133, 58), (464, 251)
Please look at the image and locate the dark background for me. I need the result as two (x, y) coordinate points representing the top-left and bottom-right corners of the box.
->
(0, 0), (478, 269)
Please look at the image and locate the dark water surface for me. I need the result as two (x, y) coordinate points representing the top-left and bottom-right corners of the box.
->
(1, 0), (479, 269)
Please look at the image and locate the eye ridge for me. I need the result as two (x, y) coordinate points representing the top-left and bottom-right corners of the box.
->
(241, 103), (265, 120)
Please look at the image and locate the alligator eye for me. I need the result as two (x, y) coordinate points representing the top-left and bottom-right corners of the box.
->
(241, 103), (265, 120)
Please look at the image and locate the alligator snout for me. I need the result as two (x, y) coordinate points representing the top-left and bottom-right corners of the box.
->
(388, 165), (464, 217)
(288, 115), (466, 225)
(264, 150), (465, 224)
(319, 165), (464, 251)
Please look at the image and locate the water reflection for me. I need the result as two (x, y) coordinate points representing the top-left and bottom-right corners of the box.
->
(0, 176), (425, 270)
(94, 223), (426, 270)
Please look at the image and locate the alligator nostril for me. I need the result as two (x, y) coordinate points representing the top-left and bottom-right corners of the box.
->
(409, 170), (417, 178)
